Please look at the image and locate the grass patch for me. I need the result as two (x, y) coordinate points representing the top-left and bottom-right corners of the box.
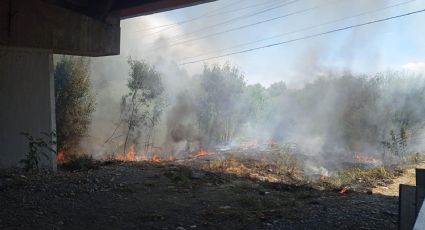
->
(325, 166), (404, 189)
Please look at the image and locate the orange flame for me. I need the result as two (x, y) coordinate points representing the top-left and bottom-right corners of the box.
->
(189, 149), (216, 158)
(168, 154), (175, 161)
(151, 154), (161, 163)
(114, 144), (137, 161)
(190, 149), (207, 158)
(339, 187), (349, 194)
(114, 144), (171, 163)
(56, 148), (66, 164)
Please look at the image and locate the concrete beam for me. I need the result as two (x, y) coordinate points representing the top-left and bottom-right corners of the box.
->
(115, 0), (215, 19)
(0, 46), (56, 170)
(0, 0), (120, 57)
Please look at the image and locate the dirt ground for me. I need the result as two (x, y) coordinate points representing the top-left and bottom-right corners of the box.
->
(373, 161), (425, 196)
(0, 161), (399, 230)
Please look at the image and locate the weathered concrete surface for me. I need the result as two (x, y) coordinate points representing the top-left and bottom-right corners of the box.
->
(0, 0), (120, 56)
(115, 0), (216, 19)
(0, 46), (56, 170)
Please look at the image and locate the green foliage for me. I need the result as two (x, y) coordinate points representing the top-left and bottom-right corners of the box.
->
(250, 72), (425, 156)
(60, 154), (98, 171)
(20, 131), (56, 172)
(54, 56), (95, 152)
(243, 84), (269, 123)
(197, 63), (246, 146)
(120, 58), (166, 153)
(267, 81), (287, 97)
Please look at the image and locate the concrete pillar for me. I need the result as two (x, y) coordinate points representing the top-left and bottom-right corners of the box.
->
(0, 46), (56, 170)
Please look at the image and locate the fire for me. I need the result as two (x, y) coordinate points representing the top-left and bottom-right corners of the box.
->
(151, 154), (161, 163)
(113, 144), (169, 163)
(339, 186), (349, 194)
(190, 149), (207, 158)
(168, 154), (175, 161)
(56, 148), (66, 164)
(189, 148), (215, 158)
(114, 144), (137, 161)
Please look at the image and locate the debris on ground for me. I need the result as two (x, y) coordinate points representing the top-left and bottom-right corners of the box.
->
(0, 160), (400, 230)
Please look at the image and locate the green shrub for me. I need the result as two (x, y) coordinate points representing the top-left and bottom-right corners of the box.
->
(60, 154), (98, 171)
(20, 131), (56, 172)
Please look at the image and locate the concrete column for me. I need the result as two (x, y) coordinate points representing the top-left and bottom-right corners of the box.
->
(0, 46), (56, 170)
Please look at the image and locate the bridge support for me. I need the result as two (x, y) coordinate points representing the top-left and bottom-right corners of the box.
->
(0, 46), (56, 170)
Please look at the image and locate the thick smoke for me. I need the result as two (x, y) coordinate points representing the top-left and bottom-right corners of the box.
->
(79, 0), (425, 173)
(163, 92), (201, 153)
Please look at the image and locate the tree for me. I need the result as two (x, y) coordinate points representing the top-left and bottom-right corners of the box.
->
(267, 81), (287, 97)
(197, 63), (246, 146)
(54, 56), (95, 153)
(243, 83), (269, 124)
(120, 58), (165, 154)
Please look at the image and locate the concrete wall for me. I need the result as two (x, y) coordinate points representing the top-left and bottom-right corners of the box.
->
(0, 0), (120, 57)
(0, 46), (56, 170)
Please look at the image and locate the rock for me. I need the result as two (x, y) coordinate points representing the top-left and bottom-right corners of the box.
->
(176, 227), (186, 230)
(219, 205), (231, 209)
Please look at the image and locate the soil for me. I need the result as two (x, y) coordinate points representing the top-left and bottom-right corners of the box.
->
(0, 161), (399, 230)
(373, 161), (425, 196)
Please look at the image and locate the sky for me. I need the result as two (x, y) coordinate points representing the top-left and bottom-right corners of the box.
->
(114, 0), (425, 87)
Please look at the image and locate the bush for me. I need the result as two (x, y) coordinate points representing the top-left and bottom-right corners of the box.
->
(60, 154), (98, 171)
(54, 56), (95, 153)
(20, 131), (56, 172)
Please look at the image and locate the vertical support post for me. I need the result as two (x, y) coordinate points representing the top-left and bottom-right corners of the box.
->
(399, 184), (417, 230)
(416, 169), (425, 216)
(0, 46), (56, 170)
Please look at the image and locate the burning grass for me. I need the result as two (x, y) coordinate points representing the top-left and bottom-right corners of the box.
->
(200, 154), (304, 183)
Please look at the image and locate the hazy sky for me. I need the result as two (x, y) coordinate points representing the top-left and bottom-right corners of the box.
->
(118, 0), (425, 87)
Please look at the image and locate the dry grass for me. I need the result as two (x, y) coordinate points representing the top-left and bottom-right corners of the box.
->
(324, 166), (404, 189)
(202, 150), (303, 183)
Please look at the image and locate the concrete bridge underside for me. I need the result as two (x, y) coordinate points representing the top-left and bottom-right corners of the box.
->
(0, 0), (213, 169)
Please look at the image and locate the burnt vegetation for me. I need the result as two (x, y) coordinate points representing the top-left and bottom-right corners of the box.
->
(5, 58), (425, 229)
